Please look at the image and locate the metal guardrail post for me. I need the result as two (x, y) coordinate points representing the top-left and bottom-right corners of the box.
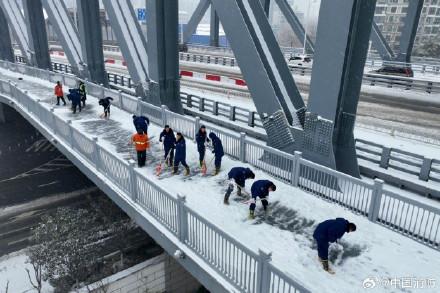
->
(291, 151), (302, 186)
(239, 132), (246, 162)
(186, 94), (193, 108)
(92, 137), (100, 170)
(199, 97), (205, 112)
(129, 160), (138, 201)
(257, 249), (272, 293)
(419, 158), (432, 182)
(177, 194), (188, 242)
(118, 90), (123, 108)
(379, 147), (391, 169)
(230, 106), (236, 121)
(67, 120), (74, 147)
(195, 117), (200, 142)
(368, 179), (384, 222)
(213, 101), (219, 116)
(248, 111), (255, 127)
(100, 84), (105, 99)
(427, 82), (433, 94)
(161, 105), (168, 126)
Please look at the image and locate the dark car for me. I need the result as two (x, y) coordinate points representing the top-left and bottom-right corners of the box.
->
(372, 66), (414, 78)
(179, 43), (188, 52)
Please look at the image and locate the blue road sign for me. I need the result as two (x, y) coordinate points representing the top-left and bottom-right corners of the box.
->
(137, 8), (146, 21)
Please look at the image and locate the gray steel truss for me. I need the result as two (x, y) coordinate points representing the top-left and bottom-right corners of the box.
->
(102, 0), (151, 100)
(307, 0), (377, 177)
(370, 21), (395, 61)
(209, 8), (220, 47)
(42, 0), (85, 77)
(76, 0), (108, 86)
(22, 0), (51, 70)
(259, 0), (271, 16)
(0, 7), (14, 63)
(210, 0), (305, 152)
(396, 0), (424, 63)
(0, 0), (32, 64)
(146, 0), (182, 112)
(273, 0), (314, 54)
(182, 0), (210, 44)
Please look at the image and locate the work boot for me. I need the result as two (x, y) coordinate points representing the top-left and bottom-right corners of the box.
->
(172, 167), (178, 175)
(184, 167), (190, 176)
(248, 210), (255, 220)
(237, 186), (242, 197)
(224, 186), (233, 205)
(213, 167), (220, 176)
(199, 160), (203, 168)
(320, 259), (334, 274)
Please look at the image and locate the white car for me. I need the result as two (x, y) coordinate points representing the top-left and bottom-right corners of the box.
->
(288, 55), (313, 67)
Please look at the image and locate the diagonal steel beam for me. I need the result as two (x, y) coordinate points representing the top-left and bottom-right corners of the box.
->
(102, 0), (150, 99)
(0, 7), (14, 63)
(210, 0), (305, 154)
(259, 0), (271, 16)
(396, 0), (424, 63)
(182, 0), (210, 44)
(42, 0), (85, 77)
(370, 21), (395, 61)
(273, 0), (314, 54)
(0, 0), (32, 64)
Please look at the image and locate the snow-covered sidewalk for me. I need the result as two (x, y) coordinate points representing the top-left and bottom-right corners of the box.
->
(1, 68), (440, 293)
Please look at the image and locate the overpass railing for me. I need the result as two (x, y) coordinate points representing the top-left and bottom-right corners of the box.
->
(1, 60), (439, 253)
(0, 63), (310, 293)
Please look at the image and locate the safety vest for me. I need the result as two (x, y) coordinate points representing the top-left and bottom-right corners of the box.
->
(132, 133), (149, 151)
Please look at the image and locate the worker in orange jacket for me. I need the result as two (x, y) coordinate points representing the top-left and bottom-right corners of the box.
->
(132, 129), (150, 167)
(54, 81), (66, 106)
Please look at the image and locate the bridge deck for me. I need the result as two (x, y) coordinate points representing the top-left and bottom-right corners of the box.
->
(1, 67), (439, 293)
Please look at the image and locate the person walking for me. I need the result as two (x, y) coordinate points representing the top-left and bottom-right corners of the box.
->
(67, 88), (82, 114)
(79, 81), (86, 107)
(54, 81), (66, 106)
(159, 125), (176, 167)
(195, 125), (209, 168)
(209, 132), (224, 175)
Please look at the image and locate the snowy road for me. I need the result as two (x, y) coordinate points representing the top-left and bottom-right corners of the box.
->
(1, 68), (440, 293)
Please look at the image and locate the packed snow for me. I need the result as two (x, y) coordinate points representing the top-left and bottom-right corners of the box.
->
(1, 67), (440, 293)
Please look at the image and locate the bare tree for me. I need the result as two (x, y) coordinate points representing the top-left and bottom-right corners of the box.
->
(25, 265), (42, 293)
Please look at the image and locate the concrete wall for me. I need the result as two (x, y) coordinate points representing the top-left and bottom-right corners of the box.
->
(82, 253), (202, 293)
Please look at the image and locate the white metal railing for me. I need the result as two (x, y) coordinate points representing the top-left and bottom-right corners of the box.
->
(0, 61), (310, 293)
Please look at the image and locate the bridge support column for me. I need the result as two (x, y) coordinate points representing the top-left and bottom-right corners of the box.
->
(0, 7), (14, 62)
(209, 8), (220, 47)
(77, 0), (108, 86)
(396, 0), (424, 63)
(22, 0), (51, 70)
(147, 0), (183, 113)
(307, 0), (377, 177)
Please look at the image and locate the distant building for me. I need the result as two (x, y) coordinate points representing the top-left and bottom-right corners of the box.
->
(374, 0), (440, 53)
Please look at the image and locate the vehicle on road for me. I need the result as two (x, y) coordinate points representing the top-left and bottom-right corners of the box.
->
(371, 66), (414, 77)
(288, 55), (313, 67)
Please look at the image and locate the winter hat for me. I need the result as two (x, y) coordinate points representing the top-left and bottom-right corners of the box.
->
(132, 115), (137, 119)
(348, 222), (357, 232)
(209, 132), (216, 139)
(165, 124), (170, 128)
(247, 169), (255, 179)
(270, 183), (276, 191)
